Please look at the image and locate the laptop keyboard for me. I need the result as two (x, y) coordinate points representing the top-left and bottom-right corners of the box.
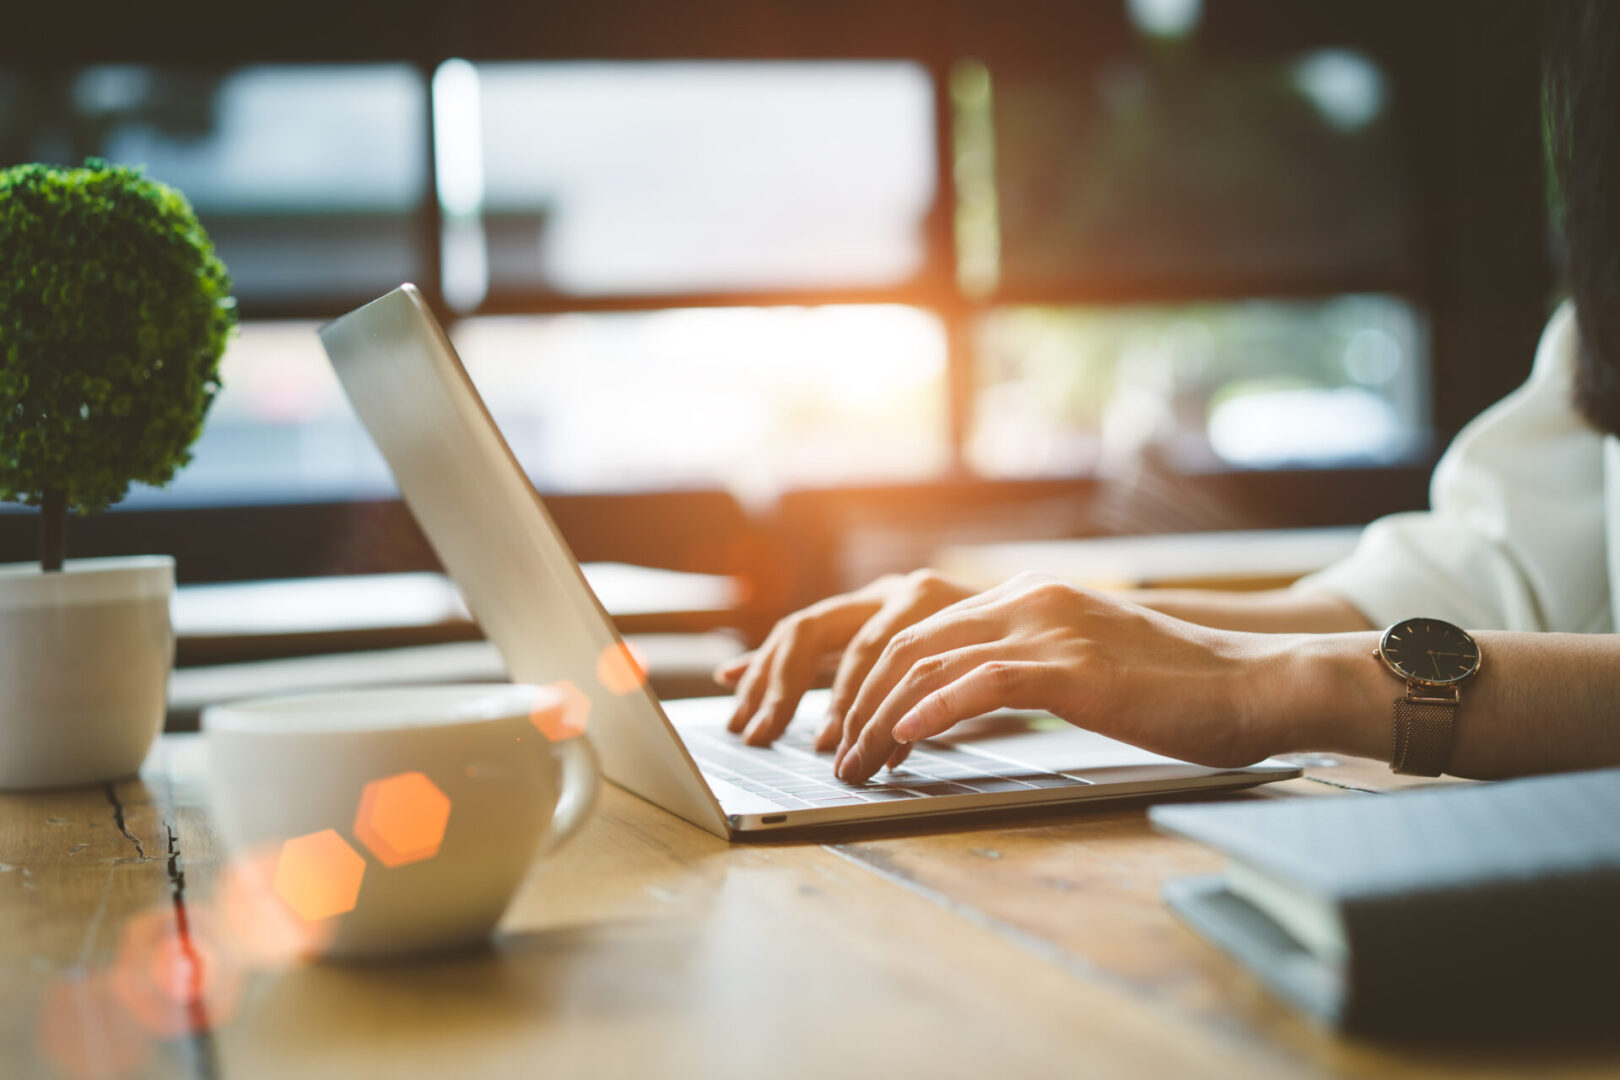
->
(683, 726), (1092, 810)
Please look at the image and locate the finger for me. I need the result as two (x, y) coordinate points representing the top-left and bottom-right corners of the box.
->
(885, 743), (913, 770)
(893, 660), (1051, 746)
(825, 577), (1004, 749)
(726, 631), (781, 733)
(730, 578), (917, 747)
(827, 595), (940, 739)
(838, 644), (1004, 781)
(835, 613), (995, 771)
(845, 661), (1049, 783)
(713, 652), (755, 688)
(741, 617), (825, 746)
(733, 597), (879, 743)
(826, 624), (889, 737)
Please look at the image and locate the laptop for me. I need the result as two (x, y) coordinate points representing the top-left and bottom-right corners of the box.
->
(318, 285), (1299, 839)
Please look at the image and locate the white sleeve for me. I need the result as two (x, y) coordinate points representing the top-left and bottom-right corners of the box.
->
(1292, 303), (1612, 632)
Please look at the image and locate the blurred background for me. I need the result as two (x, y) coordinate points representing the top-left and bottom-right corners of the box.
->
(0, 0), (1554, 631)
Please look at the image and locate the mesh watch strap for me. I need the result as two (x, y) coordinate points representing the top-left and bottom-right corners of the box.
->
(1391, 696), (1456, 776)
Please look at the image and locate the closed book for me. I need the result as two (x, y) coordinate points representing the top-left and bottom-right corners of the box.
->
(1149, 768), (1620, 1036)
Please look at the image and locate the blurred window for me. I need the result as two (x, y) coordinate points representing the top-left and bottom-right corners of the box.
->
(0, 2), (1437, 512)
(985, 43), (1414, 297)
(450, 307), (947, 498)
(0, 65), (433, 304)
(132, 306), (947, 507)
(972, 296), (1427, 478)
(438, 61), (936, 306)
(129, 322), (393, 508)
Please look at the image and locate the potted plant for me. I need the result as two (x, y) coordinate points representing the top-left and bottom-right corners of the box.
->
(0, 159), (235, 789)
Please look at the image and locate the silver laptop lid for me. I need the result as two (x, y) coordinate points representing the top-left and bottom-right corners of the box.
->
(319, 284), (729, 837)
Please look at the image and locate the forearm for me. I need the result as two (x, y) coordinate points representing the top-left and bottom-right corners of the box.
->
(1123, 587), (1374, 634)
(1265, 631), (1620, 779)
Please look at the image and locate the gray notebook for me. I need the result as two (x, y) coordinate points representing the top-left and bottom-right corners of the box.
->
(1150, 768), (1620, 1036)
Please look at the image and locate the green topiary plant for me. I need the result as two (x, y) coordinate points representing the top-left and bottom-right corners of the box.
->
(0, 159), (235, 571)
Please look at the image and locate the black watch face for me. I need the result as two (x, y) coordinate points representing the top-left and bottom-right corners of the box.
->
(1379, 618), (1480, 685)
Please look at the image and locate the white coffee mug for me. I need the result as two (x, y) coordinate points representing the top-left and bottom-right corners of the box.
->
(203, 683), (598, 960)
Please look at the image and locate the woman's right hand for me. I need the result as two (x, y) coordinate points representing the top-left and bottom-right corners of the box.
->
(713, 569), (976, 751)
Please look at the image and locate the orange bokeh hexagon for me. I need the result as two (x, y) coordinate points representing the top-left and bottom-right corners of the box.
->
(272, 829), (365, 922)
(35, 973), (149, 1080)
(213, 846), (336, 966)
(532, 680), (591, 741)
(595, 641), (649, 696)
(352, 771), (452, 869)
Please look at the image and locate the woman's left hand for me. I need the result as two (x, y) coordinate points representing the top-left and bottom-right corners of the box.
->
(832, 573), (1287, 783)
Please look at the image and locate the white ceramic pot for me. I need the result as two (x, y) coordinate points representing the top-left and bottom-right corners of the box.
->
(0, 556), (174, 790)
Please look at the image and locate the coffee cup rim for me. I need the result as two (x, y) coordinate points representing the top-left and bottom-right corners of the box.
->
(201, 682), (564, 735)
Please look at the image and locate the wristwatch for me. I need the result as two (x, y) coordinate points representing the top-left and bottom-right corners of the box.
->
(1373, 617), (1482, 776)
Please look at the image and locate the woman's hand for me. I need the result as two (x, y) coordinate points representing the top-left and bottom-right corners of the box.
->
(829, 573), (1287, 783)
(713, 570), (976, 749)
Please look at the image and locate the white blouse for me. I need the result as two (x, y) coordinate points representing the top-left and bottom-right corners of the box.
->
(1295, 302), (1618, 633)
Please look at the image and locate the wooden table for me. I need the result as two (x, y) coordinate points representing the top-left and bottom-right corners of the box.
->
(3, 741), (1614, 1080)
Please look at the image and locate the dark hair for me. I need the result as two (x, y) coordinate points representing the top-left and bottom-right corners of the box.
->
(1546, 0), (1620, 434)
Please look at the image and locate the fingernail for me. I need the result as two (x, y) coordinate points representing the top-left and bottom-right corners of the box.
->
(892, 718), (916, 744)
(838, 748), (863, 782)
(815, 714), (838, 750)
(742, 714), (768, 745)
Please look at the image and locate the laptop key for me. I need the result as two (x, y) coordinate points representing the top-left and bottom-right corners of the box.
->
(893, 781), (981, 797)
(914, 767), (979, 780)
(882, 769), (929, 784)
(951, 777), (1040, 794)
(774, 781), (838, 795)
(1009, 774), (1088, 789)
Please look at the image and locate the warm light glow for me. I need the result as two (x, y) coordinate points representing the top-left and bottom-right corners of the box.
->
(272, 829), (366, 922)
(353, 771), (452, 868)
(450, 305), (947, 499)
(35, 973), (150, 1080)
(213, 846), (337, 966)
(107, 907), (242, 1040)
(596, 641), (649, 695)
(677, 535), (793, 612)
(533, 680), (591, 740)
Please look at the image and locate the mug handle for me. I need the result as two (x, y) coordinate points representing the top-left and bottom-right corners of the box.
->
(537, 735), (600, 855)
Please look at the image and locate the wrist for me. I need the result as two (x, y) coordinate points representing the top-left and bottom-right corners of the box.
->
(1252, 631), (1389, 760)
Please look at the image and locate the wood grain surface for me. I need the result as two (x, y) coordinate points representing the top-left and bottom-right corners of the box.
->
(2, 739), (1614, 1080)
